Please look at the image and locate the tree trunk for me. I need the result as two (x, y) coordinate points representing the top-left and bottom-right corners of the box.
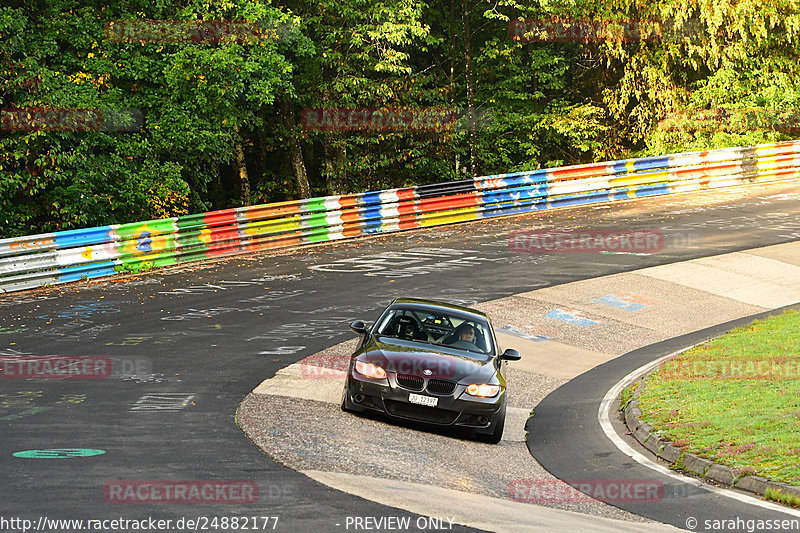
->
(279, 99), (311, 199)
(289, 137), (311, 199)
(323, 135), (347, 195)
(234, 126), (250, 207)
(463, 0), (477, 178)
(211, 165), (222, 210)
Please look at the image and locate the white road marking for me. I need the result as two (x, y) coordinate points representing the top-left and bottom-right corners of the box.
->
(599, 347), (800, 518)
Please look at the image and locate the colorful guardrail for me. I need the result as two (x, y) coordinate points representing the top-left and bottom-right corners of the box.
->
(2, 140), (800, 293)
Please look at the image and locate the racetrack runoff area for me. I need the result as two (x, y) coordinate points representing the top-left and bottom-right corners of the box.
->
(240, 240), (800, 532)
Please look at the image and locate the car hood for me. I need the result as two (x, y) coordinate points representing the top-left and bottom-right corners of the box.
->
(358, 337), (497, 383)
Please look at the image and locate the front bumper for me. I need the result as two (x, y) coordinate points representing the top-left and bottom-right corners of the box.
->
(345, 371), (503, 429)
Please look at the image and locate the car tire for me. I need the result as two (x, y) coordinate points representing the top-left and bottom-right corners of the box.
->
(476, 401), (505, 444)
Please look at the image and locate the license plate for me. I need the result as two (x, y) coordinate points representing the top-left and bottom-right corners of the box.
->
(408, 393), (438, 407)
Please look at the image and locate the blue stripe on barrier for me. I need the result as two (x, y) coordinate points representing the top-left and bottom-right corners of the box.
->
(362, 206), (382, 220)
(505, 174), (549, 187)
(632, 156), (671, 171)
(610, 161), (632, 173)
(609, 156), (671, 174)
(360, 192), (383, 207)
(634, 183), (670, 197)
(479, 170), (548, 189)
(482, 190), (524, 204)
(549, 190), (610, 207)
(54, 227), (113, 249)
(362, 206), (383, 233)
(481, 201), (545, 218)
(611, 188), (631, 200)
(57, 261), (117, 282)
(482, 183), (548, 204)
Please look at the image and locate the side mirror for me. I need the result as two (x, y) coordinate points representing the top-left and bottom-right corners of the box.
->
(499, 348), (521, 361)
(350, 320), (368, 335)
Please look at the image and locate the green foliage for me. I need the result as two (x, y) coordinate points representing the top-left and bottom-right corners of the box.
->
(765, 487), (800, 507)
(1, 0), (798, 237)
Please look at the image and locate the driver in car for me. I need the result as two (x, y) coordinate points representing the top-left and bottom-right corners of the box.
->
(447, 323), (477, 350)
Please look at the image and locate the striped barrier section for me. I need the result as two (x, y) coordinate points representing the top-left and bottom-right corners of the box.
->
(1, 140), (799, 293)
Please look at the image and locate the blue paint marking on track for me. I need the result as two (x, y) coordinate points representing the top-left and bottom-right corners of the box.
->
(594, 294), (648, 311)
(498, 325), (549, 342)
(545, 309), (599, 327)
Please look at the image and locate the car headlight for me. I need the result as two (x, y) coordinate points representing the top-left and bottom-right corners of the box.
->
(466, 384), (500, 397)
(355, 361), (387, 379)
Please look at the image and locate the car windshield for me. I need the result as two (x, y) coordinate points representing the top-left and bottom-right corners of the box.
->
(375, 307), (494, 356)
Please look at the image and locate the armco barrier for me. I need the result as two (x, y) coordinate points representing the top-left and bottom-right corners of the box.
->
(2, 140), (799, 293)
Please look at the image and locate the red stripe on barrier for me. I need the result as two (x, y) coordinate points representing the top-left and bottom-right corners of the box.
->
(550, 162), (609, 180)
(672, 162), (739, 180)
(418, 192), (479, 213)
(396, 188), (419, 229)
(239, 201), (302, 221)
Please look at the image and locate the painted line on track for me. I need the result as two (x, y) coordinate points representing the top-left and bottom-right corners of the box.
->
(598, 345), (800, 518)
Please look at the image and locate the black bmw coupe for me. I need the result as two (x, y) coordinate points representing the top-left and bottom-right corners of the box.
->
(341, 298), (521, 443)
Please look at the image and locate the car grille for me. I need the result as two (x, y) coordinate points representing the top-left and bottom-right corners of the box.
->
(384, 400), (459, 425)
(396, 374), (424, 391)
(426, 379), (456, 395)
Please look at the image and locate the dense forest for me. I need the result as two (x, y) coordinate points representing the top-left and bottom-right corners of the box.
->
(1, 0), (799, 238)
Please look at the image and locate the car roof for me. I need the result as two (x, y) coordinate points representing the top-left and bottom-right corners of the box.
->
(390, 297), (489, 321)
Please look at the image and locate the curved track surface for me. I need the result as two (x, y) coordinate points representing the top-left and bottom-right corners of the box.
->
(239, 240), (800, 531)
(2, 182), (800, 531)
(528, 305), (800, 532)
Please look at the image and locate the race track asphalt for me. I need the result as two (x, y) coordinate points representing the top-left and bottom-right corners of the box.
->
(2, 182), (800, 532)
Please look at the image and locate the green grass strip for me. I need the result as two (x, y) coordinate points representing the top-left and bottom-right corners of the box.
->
(765, 487), (800, 507)
(637, 309), (800, 485)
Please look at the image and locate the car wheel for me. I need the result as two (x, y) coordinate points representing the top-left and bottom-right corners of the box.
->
(476, 401), (506, 444)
